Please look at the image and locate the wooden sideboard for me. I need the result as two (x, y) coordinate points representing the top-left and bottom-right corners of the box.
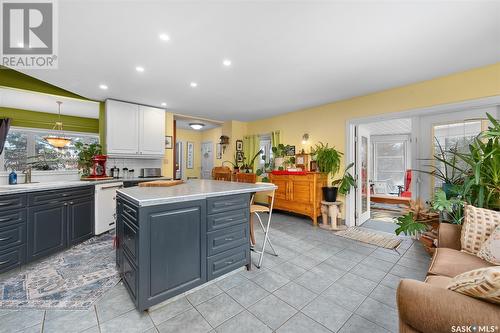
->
(269, 172), (327, 226)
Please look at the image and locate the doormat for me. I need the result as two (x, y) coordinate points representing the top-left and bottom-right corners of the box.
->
(0, 233), (120, 310)
(335, 226), (402, 249)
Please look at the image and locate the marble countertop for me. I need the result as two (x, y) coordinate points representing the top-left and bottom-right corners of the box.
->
(117, 179), (277, 206)
(0, 177), (172, 195)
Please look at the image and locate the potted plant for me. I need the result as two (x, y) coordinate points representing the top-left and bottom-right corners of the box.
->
(240, 149), (263, 173)
(74, 142), (103, 177)
(271, 144), (292, 170)
(332, 163), (356, 196)
(311, 142), (342, 202)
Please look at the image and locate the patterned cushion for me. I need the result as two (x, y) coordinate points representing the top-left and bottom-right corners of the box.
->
(478, 225), (500, 265)
(461, 205), (500, 255)
(447, 266), (500, 305)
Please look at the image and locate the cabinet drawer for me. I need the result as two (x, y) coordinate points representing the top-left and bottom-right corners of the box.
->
(123, 218), (138, 263)
(0, 209), (26, 228)
(0, 223), (26, 251)
(207, 194), (249, 215)
(207, 246), (249, 280)
(122, 251), (137, 300)
(207, 224), (248, 256)
(207, 209), (248, 231)
(0, 245), (25, 273)
(122, 201), (138, 224)
(0, 194), (27, 212)
(28, 187), (94, 206)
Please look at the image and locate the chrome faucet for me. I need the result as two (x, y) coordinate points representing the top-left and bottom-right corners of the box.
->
(23, 166), (32, 184)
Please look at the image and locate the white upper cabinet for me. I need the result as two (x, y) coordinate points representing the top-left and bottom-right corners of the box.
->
(139, 105), (166, 156)
(105, 100), (165, 158)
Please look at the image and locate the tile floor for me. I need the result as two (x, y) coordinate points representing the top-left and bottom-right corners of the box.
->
(0, 213), (430, 333)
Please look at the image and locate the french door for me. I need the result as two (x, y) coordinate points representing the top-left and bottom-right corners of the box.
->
(356, 126), (371, 225)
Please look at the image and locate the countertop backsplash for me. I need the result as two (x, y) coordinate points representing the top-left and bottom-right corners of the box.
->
(0, 157), (163, 185)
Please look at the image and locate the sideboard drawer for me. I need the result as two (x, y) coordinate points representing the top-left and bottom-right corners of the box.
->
(207, 209), (248, 231)
(207, 223), (248, 256)
(0, 223), (26, 251)
(207, 246), (249, 280)
(0, 194), (27, 212)
(0, 245), (25, 273)
(0, 209), (26, 228)
(207, 194), (249, 215)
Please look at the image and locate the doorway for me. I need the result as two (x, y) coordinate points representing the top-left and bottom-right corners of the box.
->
(201, 141), (214, 179)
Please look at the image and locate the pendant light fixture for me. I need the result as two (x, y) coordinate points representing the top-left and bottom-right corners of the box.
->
(43, 101), (72, 148)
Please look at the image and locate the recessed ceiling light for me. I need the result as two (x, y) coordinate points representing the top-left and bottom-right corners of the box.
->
(190, 82), (198, 88)
(223, 59), (232, 67)
(99, 84), (108, 90)
(159, 33), (170, 41)
(135, 66), (145, 72)
(189, 123), (205, 130)
(161, 102), (167, 107)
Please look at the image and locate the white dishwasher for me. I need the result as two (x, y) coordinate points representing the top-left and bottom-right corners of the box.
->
(95, 182), (123, 235)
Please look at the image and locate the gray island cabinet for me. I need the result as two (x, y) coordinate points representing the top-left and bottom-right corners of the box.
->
(115, 180), (275, 311)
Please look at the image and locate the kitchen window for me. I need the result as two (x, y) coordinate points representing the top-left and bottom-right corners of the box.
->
(1, 127), (99, 172)
(371, 135), (410, 188)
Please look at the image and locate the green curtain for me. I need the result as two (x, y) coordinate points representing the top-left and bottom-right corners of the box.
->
(271, 130), (281, 148)
(243, 135), (260, 171)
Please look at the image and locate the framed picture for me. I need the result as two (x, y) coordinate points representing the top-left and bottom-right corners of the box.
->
(236, 151), (244, 163)
(295, 154), (309, 170)
(285, 145), (296, 156)
(187, 142), (194, 169)
(165, 136), (173, 149)
(216, 144), (222, 159)
(236, 139), (243, 152)
(310, 160), (318, 172)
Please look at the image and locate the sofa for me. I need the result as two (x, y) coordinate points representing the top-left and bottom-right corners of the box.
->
(397, 223), (500, 333)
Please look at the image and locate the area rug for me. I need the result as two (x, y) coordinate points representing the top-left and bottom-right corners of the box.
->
(0, 233), (120, 310)
(335, 226), (402, 249)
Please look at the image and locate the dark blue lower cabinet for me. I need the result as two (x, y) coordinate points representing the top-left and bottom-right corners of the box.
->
(68, 196), (95, 246)
(117, 193), (251, 311)
(27, 202), (67, 262)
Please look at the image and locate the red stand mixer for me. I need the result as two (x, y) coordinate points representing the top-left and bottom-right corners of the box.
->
(88, 155), (108, 179)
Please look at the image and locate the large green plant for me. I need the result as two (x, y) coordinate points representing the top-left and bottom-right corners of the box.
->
(332, 162), (356, 194)
(311, 142), (342, 178)
(74, 142), (102, 176)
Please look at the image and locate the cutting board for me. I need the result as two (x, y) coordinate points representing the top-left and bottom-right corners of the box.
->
(138, 180), (184, 187)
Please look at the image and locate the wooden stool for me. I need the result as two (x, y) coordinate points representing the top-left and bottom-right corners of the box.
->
(320, 201), (346, 231)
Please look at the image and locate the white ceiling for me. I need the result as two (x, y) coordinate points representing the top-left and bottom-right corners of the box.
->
(19, 1), (500, 122)
(0, 87), (100, 118)
(174, 115), (222, 131)
(362, 118), (411, 135)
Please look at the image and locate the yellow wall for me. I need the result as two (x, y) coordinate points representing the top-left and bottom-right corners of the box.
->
(246, 62), (500, 169)
(176, 128), (203, 179)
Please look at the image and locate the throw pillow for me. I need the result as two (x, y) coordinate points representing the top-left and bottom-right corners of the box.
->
(478, 224), (500, 265)
(461, 205), (500, 255)
(447, 266), (500, 305)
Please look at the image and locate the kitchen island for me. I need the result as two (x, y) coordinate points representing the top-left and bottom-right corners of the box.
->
(115, 179), (276, 311)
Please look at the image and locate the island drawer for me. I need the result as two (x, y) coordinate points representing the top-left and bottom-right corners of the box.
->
(122, 201), (139, 224)
(207, 245), (249, 280)
(207, 223), (248, 256)
(0, 223), (26, 251)
(28, 187), (93, 206)
(0, 209), (26, 228)
(123, 218), (139, 263)
(207, 209), (248, 231)
(207, 194), (249, 215)
(0, 245), (25, 274)
(0, 194), (27, 212)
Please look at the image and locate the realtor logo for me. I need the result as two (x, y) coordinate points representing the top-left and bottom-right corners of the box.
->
(1, 0), (58, 69)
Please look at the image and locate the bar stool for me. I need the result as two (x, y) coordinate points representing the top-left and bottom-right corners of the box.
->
(250, 182), (278, 268)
